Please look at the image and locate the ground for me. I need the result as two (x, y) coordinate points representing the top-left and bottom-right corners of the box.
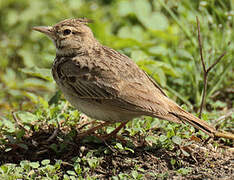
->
(1, 123), (233, 179)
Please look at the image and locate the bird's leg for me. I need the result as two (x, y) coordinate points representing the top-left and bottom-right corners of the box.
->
(77, 121), (112, 138)
(100, 121), (129, 140)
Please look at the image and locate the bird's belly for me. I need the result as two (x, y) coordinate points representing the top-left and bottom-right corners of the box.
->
(59, 86), (136, 122)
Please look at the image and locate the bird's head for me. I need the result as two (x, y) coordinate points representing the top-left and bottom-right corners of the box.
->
(33, 18), (97, 56)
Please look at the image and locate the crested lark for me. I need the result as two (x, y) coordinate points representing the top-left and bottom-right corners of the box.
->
(33, 18), (215, 138)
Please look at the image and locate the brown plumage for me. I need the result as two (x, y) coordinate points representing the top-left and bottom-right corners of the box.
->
(33, 18), (216, 138)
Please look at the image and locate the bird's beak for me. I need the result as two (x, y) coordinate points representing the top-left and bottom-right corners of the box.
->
(32, 26), (55, 39)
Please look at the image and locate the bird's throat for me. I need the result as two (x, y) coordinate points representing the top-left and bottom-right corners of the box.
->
(56, 46), (85, 57)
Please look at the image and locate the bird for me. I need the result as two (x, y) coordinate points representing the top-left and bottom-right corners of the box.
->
(32, 18), (216, 139)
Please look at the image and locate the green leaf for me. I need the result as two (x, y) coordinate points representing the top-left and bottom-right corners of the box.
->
(133, 0), (151, 18)
(141, 12), (169, 30)
(68, 0), (82, 10)
(23, 78), (54, 90)
(170, 158), (176, 166)
(23, 92), (40, 104)
(118, 1), (133, 16)
(148, 46), (167, 56)
(16, 111), (38, 124)
(115, 143), (124, 150)
(74, 163), (82, 175)
(133, 0), (169, 31)
(1, 117), (15, 133)
(172, 136), (182, 145)
(131, 50), (148, 62)
(159, 135), (167, 142)
(67, 170), (77, 176)
(124, 147), (134, 153)
(177, 167), (192, 175)
(117, 25), (145, 42)
(41, 159), (50, 165)
(18, 49), (35, 67)
(181, 149), (190, 157)
(5, 148), (12, 152)
(54, 160), (62, 170)
(20, 67), (53, 81)
(29, 162), (40, 169)
(177, 49), (194, 60)
(152, 68), (166, 87)
(131, 170), (138, 179)
(145, 135), (158, 144)
(106, 126), (115, 134)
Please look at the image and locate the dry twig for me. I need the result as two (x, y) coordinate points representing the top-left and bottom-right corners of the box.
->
(196, 17), (226, 118)
(12, 112), (28, 132)
(196, 17), (234, 140)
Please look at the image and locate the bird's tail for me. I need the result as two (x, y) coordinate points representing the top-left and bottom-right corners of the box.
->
(156, 98), (216, 137)
(169, 110), (216, 137)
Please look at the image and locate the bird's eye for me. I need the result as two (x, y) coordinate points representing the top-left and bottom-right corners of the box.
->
(63, 29), (71, 35)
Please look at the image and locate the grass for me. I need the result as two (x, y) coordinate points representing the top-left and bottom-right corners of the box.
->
(0, 0), (233, 179)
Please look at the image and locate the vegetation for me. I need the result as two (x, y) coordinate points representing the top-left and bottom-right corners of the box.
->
(0, 0), (233, 179)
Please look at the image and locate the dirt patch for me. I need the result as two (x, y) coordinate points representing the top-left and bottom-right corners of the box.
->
(0, 127), (233, 179)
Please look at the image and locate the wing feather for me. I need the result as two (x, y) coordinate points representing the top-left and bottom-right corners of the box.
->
(57, 48), (169, 115)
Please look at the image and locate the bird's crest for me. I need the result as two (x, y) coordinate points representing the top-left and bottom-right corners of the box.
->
(54, 18), (93, 27)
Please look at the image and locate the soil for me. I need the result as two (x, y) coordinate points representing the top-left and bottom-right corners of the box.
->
(0, 127), (233, 179)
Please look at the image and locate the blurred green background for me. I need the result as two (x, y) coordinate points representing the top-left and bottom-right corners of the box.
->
(0, 0), (233, 116)
(0, 0), (233, 179)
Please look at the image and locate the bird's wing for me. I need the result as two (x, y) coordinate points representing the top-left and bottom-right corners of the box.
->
(56, 47), (172, 116)
(99, 46), (171, 114)
(55, 56), (114, 100)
